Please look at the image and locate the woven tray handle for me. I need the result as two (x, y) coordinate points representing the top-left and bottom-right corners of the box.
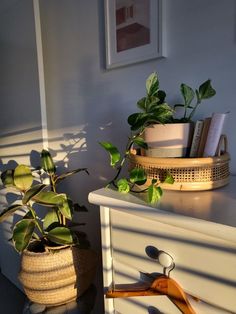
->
(216, 134), (228, 156)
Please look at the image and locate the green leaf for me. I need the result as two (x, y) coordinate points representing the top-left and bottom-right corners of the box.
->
(47, 227), (75, 245)
(163, 172), (174, 184)
(13, 219), (36, 252)
(43, 209), (60, 231)
(1, 170), (15, 187)
(41, 149), (56, 174)
(33, 190), (65, 206)
(14, 165), (33, 191)
(0, 204), (24, 222)
(22, 184), (47, 204)
(157, 90), (166, 104)
(127, 112), (143, 129)
(117, 178), (130, 193)
(137, 97), (147, 111)
(128, 112), (151, 130)
(151, 103), (174, 124)
(99, 142), (121, 167)
(146, 72), (159, 96)
(58, 196), (73, 220)
(33, 191), (72, 219)
(146, 96), (159, 112)
(198, 79), (216, 99)
(55, 168), (89, 183)
(133, 137), (148, 150)
(129, 168), (147, 185)
(147, 185), (162, 204)
(181, 84), (195, 107)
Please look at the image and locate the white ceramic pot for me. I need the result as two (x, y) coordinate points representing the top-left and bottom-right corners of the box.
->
(143, 123), (193, 157)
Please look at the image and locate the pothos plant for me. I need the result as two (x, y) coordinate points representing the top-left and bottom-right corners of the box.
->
(99, 73), (175, 204)
(127, 72), (216, 132)
(100, 72), (216, 203)
(174, 78), (216, 122)
(0, 149), (88, 253)
(100, 139), (174, 204)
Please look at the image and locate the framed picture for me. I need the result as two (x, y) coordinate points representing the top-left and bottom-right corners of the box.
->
(104, 0), (164, 69)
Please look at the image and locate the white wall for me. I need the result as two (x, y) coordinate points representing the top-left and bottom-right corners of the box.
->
(0, 0), (43, 288)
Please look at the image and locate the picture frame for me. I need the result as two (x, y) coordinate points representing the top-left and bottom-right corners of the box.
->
(104, 0), (164, 69)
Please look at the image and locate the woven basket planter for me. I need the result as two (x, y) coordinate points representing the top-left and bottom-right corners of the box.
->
(129, 151), (230, 191)
(19, 245), (97, 306)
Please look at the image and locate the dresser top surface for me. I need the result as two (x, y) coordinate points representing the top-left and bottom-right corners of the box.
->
(89, 176), (236, 239)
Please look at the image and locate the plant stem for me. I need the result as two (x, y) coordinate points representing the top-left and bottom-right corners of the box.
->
(108, 131), (143, 186)
(188, 99), (201, 121)
(28, 205), (44, 235)
(50, 174), (65, 225)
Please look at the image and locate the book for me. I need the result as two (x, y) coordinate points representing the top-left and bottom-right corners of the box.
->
(189, 120), (204, 157)
(203, 113), (228, 157)
(197, 117), (212, 157)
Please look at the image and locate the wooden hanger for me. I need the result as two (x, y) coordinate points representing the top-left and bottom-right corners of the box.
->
(106, 273), (196, 314)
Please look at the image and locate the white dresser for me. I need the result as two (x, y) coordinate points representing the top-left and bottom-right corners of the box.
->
(89, 177), (236, 314)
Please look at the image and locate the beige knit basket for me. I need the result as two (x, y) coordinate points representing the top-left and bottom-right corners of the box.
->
(129, 135), (230, 191)
(19, 245), (97, 306)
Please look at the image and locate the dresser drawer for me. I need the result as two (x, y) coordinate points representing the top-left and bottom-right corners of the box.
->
(110, 209), (236, 313)
(112, 261), (232, 314)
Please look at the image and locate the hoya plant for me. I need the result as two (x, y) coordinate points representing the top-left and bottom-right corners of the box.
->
(0, 149), (88, 253)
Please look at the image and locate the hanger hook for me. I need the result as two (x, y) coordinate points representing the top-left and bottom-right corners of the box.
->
(164, 262), (175, 277)
(158, 251), (175, 277)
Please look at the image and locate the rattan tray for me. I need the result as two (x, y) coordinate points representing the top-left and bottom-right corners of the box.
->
(129, 136), (230, 191)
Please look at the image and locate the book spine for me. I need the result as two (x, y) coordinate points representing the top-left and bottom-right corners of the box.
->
(197, 117), (212, 157)
(203, 113), (227, 157)
(189, 120), (204, 157)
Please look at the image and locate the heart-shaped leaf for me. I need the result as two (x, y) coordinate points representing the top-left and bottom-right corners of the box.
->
(163, 172), (174, 184)
(133, 137), (148, 150)
(147, 185), (163, 204)
(198, 79), (216, 99)
(180, 84), (195, 107)
(129, 168), (147, 185)
(117, 178), (130, 193)
(99, 142), (120, 167)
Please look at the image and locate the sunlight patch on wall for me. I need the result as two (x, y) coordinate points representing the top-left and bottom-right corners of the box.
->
(0, 125), (43, 164)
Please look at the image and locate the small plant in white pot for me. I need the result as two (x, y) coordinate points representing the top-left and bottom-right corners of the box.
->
(0, 150), (97, 307)
(128, 72), (216, 157)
